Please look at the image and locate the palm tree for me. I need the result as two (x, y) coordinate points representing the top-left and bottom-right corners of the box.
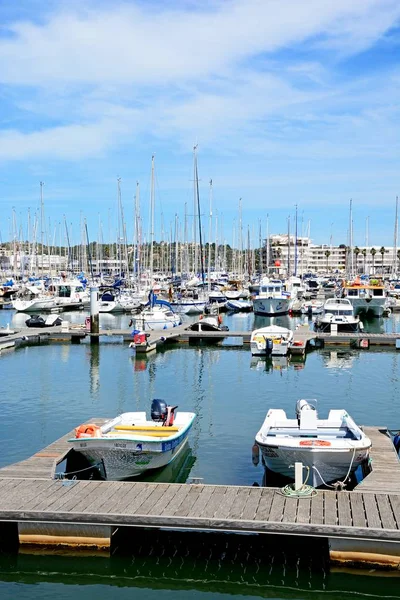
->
(370, 247), (377, 275)
(379, 246), (386, 274)
(361, 248), (367, 274)
(324, 249), (331, 272)
(354, 246), (360, 274)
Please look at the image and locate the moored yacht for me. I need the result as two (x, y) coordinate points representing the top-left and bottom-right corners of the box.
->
(252, 278), (291, 316)
(342, 280), (386, 317)
(315, 298), (362, 332)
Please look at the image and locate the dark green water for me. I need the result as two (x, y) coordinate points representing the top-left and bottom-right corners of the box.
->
(0, 309), (400, 598)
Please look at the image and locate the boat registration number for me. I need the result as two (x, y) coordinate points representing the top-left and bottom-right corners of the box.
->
(263, 447), (278, 458)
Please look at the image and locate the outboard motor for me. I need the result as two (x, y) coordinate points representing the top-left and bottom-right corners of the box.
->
(296, 399), (317, 420)
(265, 338), (273, 355)
(151, 399), (168, 422)
(151, 399), (178, 426)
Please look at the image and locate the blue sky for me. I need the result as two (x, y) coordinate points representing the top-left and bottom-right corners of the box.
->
(0, 0), (400, 248)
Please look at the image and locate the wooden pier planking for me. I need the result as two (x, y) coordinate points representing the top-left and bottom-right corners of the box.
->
(355, 427), (400, 494)
(0, 417), (109, 480)
(0, 477), (399, 542)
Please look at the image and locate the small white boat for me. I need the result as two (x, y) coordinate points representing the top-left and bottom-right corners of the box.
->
(226, 299), (253, 312)
(255, 400), (371, 488)
(301, 299), (324, 315)
(12, 295), (58, 313)
(250, 325), (293, 356)
(134, 303), (182, 331)
(315, 298), (363, 332)
(68, 400), (196, 480)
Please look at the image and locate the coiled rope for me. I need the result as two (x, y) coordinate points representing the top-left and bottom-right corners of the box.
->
(279, 466), (317, 498)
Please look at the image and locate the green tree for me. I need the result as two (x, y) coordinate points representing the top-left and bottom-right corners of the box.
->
(324, 249), (331, 272)
(361, 248), (367, 273)
(370, 247), (377, 275)
(354, 246), (360, 274)
(379, 246), (386, 274)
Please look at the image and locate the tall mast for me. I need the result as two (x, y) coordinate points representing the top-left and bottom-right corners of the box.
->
(287, 215), (291, 276)
(266, 214), (269, 275)
(40, 181), (44, 279)
(150, 155), (155, 288)
(294, 204), (298, 276)
(349, 198), (354, 278)
(194, 146), (205, 285)
(393, 196), (398, 275)
(208, 179), (213, 292)
(239, 198), (243, 280)
(193, 146), (198, 275)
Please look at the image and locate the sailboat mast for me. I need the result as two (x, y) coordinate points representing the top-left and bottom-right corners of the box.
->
(294, 204), (298, 276)
(150, 155), (155, 289)
(208, 179), (213, 292)
(393, 196), (398, 275)
(194, 147), (205, 285)
(40, 181), (44, 278)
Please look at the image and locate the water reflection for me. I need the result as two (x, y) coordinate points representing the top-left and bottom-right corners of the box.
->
(321, 350), (359, 370)
(1, 533), (399, 600)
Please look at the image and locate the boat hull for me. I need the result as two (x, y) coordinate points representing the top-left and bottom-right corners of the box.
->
(258, 443), (369, 488)
(253, 298), (290, 316)
(70, 433), (190, 480)
(347, 298), (385, 318)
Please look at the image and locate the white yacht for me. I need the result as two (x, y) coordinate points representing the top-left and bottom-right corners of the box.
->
(255, 399), (371, 488)
(342, 281), (386, 317)
(252, 278), (291, 316)
(133, 300), (182, 331)
(315, 298), (362, 332)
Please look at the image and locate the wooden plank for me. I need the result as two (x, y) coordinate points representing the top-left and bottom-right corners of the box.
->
(375, 494), (397, 530)
(349, 492), (367, 528)
(227, 487), (250, 520)
(198, 487), (227, 519)
(337, 493), (352, 526)
(42, 481), (93, 512)
(254, 488), (274, 521)
(136, 484), (171, 515)
(81, 481), (124, 513)
(182, 485), (214, 517)
(0, 479), (25, 502)
(296, 497), (311, 524)
(323, 492), (337, 525)
(363, 493), (382, 529)
(174, 485), (203, 518)
(241, 488), (262, 521)
(268, 492), (285, 522)
(282, 496), (298, 523)
(1, 480), (55, 511)
(146, 484), (180, 516)
(161, 484), (192, 516)
(310, 492), (323, 524)
(110, 483), (153, 515)
(389, 495), (400, 528)
(68, 481), (105, 513)
(213, 487), (239, 520)
(29, 481), (76, 511)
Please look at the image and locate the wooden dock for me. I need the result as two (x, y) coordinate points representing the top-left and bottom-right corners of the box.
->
(0, 422), (399, 567)
(356, 427), (400, 494)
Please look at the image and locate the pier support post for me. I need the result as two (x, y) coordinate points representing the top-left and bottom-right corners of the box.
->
(90, 286), (99, 345)
(0, 522), (19, 553)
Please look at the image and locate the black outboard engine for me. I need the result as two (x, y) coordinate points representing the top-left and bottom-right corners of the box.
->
(151, 399), (178, 426)
(265, 338), (273, 355)
(151, 399), (168, 422)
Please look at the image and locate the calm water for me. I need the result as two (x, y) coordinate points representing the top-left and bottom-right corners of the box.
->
(0, 308), (400, 598)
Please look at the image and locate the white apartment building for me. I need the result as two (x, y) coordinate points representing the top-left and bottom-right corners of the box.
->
(266, 234), (400, 275)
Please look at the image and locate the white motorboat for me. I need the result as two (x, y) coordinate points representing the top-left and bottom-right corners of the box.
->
(342, 280), (386, 318)
(170, 298), (206, 315)
(47, 279), (90, 308)
(68, 400), (196, 480)
(252, 278), (291, 316)
(250, 325), (294, 356)
(12, 295), (58, 313)
(315, 298), (363, 332)
(226, 299), (253, 312)
(255, 400), (371, 488)
(301, 299), (324, 315)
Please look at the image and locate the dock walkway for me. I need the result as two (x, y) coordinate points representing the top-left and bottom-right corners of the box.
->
(0, 423), (399, 555)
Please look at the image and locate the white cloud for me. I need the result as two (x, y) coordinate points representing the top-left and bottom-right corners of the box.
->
(0, 0), (399, 85)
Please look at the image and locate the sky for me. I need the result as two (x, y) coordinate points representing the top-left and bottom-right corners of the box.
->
(0, 0), (400, 248)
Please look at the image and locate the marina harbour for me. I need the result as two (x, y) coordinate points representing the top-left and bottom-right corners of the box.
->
(0, 305), (400, 600)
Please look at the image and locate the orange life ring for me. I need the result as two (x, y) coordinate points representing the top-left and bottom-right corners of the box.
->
(199, 315), (203, 320)
(218, 315), (223, 324)
(299, 439), (331, 447)
(75, 423), (101, 439)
